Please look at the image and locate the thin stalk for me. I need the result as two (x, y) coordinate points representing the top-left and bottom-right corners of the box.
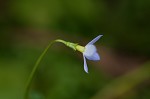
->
(24, 39), (66, 99)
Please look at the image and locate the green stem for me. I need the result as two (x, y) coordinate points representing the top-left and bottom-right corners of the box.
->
(24, 39), (67, 99)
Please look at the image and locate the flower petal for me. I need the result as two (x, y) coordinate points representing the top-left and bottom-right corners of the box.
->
(87, 35), (103, 45)
(85, 52), (100, 61)
(83, 55), (88, 73)
(83, 45), (96, 57)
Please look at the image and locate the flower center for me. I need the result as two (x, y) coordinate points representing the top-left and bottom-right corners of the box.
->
(83, 45), (96, 57)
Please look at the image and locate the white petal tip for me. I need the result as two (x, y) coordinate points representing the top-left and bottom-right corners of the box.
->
(83, 56), (89, 73)
(84, 70), (89, 73)
(98, 35), (103, 38)
(87, 35), (103, 45)
(84, 64), (89, 73)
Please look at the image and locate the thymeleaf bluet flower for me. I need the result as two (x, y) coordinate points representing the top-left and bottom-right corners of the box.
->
(76, 35), (103, 73)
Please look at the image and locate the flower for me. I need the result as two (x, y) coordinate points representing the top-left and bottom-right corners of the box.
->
(76, 35), (103, 73)
(55, 35), (103, 73)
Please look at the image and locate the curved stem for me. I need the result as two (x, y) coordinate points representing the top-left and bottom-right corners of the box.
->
(24, 40), (65, 99)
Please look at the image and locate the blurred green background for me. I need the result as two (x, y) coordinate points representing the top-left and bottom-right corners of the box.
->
(0, 0), (150, 99)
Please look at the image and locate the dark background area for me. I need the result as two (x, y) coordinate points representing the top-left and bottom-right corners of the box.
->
(0, 0), (150, 99)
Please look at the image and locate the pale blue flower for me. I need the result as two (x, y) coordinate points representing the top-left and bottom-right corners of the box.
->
(56, 35), (103, 73)
(82, 35), (103, 73)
